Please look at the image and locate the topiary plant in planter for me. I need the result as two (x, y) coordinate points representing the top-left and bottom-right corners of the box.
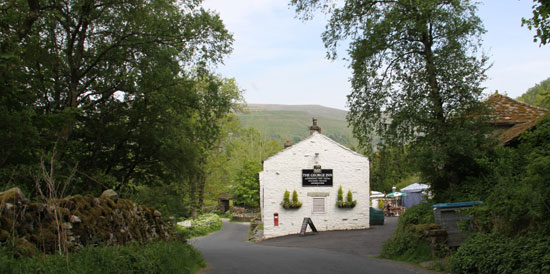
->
(336, 186), (357, 208)
(281, 190), (302, 209)
(346, 190), (357, 207)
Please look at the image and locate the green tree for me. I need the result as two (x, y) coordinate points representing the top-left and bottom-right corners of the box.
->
(517, 77), (550, 109)
(187, 76), (244, 215)
(0, 0), (233, 198)
(291, 0), (492, 201)
(370, 145), (415, 193)
(233, 160), (262, 208)
(522, 0), (550, 45)
(203, 125), (281, 208)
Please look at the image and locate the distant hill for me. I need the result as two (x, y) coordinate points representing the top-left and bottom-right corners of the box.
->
(236, 104), (357, 147)
(516, 77), (550, 109)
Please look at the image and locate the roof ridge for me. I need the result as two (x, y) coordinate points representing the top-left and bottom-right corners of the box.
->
(313, 132), (368, 159)
(261, 132), (368, 163)
(488, 93), (549, 113)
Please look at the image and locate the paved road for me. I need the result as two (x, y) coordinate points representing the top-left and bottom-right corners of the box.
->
(189, 218), (434, 274)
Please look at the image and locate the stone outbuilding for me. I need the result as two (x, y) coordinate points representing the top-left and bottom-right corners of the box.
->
(259, 119), (370, 239)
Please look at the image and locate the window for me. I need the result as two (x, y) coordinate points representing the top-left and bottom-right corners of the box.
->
(312, 197), (325, 214)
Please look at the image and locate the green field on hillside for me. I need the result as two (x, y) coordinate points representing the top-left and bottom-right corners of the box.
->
(236, 105), (357, 147)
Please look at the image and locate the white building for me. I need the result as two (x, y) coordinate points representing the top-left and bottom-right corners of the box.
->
(259, 119), (370, 239)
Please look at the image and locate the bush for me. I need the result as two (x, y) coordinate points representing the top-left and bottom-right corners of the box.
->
(176, 213), (222, 238)
(0, 240), (205, 274)
(451, 233), (550, 274)
(395, 202), (434, 233)
(233, 160), (262, 208)
(468, 115), (550, 235)
(379, 202), (438, 264)
(126, 184), (190, 218)
(379, 230), (435, 264)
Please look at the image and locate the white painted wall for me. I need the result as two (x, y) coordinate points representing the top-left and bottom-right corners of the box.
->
(260, 132), (370, 239)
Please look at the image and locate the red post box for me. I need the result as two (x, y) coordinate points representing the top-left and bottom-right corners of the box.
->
(274, 212), (279, 226)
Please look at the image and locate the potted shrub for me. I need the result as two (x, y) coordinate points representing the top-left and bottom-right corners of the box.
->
(281, 190), (302, 209)
(336, 186), (357, 208)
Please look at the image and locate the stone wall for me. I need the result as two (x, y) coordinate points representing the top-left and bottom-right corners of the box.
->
(260, 132), (370, 239)
(0, 188), (172, 255)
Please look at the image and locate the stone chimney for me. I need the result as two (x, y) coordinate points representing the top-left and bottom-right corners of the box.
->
(284, 140), (291, 148)
(309, 117), (322, 135)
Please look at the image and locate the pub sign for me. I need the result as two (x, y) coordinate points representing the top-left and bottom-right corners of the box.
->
(302, 169), (333, 187)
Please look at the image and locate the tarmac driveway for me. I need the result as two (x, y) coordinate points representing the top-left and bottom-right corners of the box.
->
(189, 217), (433, 274)
(258, 216), (399, 257)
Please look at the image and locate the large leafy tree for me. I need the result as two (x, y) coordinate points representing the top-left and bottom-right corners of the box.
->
(187, 76), (244, 215)
(203, 125), (281, 208)
(291, 0), (491, 201)
(233, 159), (262, 208)
(0, 0), (233, 197)
(370, 144), (415, 193)
(523, 0), (550, 45)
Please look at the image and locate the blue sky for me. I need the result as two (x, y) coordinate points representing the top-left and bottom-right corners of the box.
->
(203, 0), (550, 110)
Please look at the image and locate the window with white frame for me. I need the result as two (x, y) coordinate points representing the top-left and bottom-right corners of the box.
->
(312, 197), (325, 213)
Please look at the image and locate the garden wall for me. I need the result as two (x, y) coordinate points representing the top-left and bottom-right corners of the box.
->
(0, 188), (172, 255)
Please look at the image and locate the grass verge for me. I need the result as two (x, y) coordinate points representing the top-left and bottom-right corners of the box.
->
(0, 240), (205, 274)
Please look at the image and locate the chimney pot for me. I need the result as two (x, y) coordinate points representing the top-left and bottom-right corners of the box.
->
(284, 140), (291, 148)
(309, 117), (322, 135)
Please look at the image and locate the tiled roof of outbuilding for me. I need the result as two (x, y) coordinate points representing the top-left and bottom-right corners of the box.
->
(485, 92), (548, 144)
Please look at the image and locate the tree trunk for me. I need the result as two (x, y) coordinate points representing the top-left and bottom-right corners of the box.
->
(422, 23), (451, 192)
(189, 177), (197, 217)
(422, 32), (446, 132)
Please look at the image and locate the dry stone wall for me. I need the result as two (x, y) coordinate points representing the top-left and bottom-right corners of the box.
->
(0, 187), (172, 255)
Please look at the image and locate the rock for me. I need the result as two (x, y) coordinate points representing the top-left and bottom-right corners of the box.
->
(4, 203), (13, 210)
(0, 230), (9, 242)
(0, 187), (29, 205)
(100, 189), (119, 201)
(62, 222), (72, 230)
(70, 215), (81, 223)
(0, 187), (23, 197)
(1, 190), (173, 255)
(45, 204), (56, 214)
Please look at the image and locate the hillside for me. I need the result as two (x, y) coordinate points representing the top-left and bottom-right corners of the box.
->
(236, 104), (357, 147)
(516, 77), (550, 109)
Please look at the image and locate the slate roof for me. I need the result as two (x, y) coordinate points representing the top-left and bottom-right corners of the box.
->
(485, 92), (548, 144)
(262, 131), (368, 163)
